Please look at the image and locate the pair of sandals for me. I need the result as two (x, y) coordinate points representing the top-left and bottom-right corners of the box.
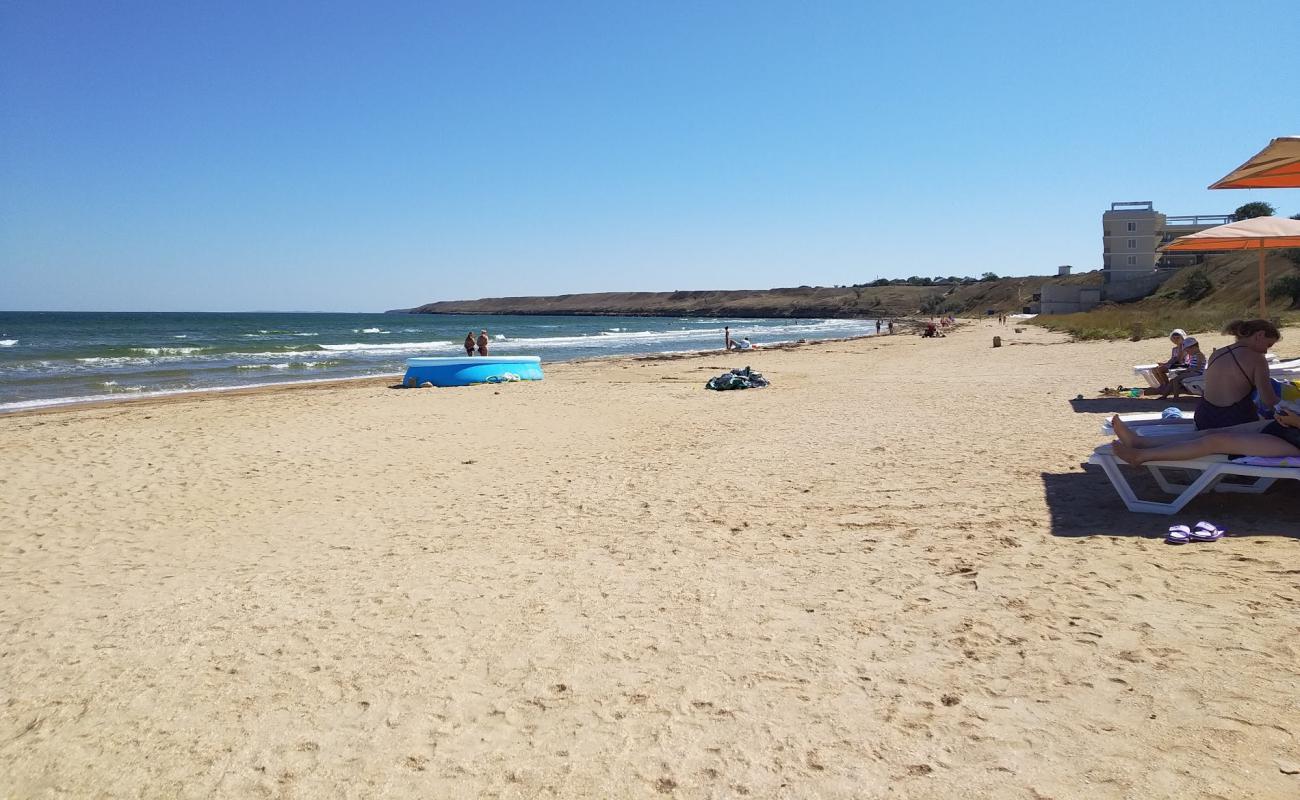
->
(1166, 521), (1226, 544)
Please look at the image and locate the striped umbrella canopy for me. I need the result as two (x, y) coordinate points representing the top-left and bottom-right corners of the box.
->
(1161, 216), (1300, 316)
(1209, 136), (1300, 189)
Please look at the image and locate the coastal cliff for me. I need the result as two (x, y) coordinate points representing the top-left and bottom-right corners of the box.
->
(389, 275), (1094, 319)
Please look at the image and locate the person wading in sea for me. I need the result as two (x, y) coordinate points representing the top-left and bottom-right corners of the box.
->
(477, 330), (490, 356)
(464, 332), (476, 357)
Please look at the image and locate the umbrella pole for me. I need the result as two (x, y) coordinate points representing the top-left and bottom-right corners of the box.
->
(1259, 247), (1267, 318)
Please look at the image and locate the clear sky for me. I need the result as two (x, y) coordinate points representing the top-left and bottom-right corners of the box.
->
(2, 1), (1297, 312)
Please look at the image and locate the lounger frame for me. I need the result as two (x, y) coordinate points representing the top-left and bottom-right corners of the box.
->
(1089, 445), (1299, 515)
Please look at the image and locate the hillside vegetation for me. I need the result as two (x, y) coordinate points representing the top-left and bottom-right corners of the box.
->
(392, 274), (1084, 320)
(1031, 251), (1300, 341)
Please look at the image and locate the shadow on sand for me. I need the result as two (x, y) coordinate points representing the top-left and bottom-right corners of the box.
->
(1041, 466), (1300, 539)
(1068, 397), (1199, 416)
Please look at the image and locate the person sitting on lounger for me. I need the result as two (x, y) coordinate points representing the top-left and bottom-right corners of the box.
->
(1110, 407), (1300, 466)
(1193, 319), (1281, 430)
(1156, 337), (1205, 399)
(730, 337), (755, 350)
(1151, 329), (1189, 388)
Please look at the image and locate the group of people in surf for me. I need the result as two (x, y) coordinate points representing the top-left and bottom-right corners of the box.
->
(1111, 319), (1300, 465)
(463, 330), (490, 357)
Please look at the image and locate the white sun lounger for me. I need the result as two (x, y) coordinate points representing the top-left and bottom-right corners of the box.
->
(1099, 413), (1195, 437)
(1088, 443), (1300, 515)
(1135, 354), (1296, 392)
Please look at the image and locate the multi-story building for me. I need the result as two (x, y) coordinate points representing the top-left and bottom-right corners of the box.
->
(1101, 201), (1233, 301)
(1033, 201), (1235, 314)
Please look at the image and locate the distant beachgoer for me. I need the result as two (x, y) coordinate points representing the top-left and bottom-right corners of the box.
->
(464, 332), (476, 357)
(477, 330), (489, 356)
(730, 337), (754, 351)
(724, 326), (731, 350)
(1194, 319), (1280, 430)
(887, 320), (895, 335)
(875, 319), (882, 334)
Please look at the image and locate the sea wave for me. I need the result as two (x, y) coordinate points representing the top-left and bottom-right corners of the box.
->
(235, 360), (339, 370)
(130, 346), (207, 355)
(0, 340), (17, 347)
(0, 373), (398, 414)
(318, 340), (459, 354)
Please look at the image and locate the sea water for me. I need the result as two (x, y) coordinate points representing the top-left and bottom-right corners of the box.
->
(0, 312), (882, 412)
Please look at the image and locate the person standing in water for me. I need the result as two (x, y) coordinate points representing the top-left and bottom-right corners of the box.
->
(477, 329), (490, 356)
(464, 332), (476, 357)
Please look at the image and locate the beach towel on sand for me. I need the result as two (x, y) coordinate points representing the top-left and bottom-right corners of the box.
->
(706, 366), (769, 390)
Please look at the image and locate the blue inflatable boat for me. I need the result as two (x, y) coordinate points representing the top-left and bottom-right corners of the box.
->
(403, 356), (544, 387)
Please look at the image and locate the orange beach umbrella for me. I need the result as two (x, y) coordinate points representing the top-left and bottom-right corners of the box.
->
(1160, 216), (1300, 316)
(1208, 136), (1300, 189)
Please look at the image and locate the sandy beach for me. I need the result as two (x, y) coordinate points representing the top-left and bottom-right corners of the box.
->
(2, 320), (1298, 799)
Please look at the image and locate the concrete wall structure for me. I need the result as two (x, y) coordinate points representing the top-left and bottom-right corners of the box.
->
(1039, 284), (1103, 315)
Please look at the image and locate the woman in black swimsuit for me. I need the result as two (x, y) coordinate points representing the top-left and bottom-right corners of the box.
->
(1193, 319), (1281, 430)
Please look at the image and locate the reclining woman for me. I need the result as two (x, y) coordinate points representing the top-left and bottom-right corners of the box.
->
(1110, 408), (1300, 465)
(1193, 319), (1281, 430)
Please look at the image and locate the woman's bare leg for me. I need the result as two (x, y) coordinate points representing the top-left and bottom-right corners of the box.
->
(1110, 416), (1269, 449)
(1112, 432), (1300, 465)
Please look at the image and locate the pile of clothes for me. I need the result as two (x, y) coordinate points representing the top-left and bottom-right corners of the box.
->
(705, 366), (769, 391)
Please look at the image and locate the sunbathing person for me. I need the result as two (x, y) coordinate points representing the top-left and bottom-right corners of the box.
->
(1110, 409), (1300, 466)
(1193, 319), (1281, 430)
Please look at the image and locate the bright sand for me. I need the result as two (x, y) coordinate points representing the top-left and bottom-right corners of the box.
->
(2, 320), (1298, 799)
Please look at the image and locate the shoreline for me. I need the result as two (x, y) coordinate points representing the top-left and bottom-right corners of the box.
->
(0, 328), (912, 419)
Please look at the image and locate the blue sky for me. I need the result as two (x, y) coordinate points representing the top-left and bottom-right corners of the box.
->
(2, 1), (1297, 312)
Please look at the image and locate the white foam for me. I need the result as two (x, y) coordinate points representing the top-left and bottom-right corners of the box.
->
(319, 340), (459, 354)
(354, 328), (388, 334)
(0, 373), (401, 414)
(77, 356), (149, 365)
(131, 346), (206, 355)
(0, 340), (16, 347)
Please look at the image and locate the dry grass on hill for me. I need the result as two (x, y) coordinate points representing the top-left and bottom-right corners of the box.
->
(1032, 251), (1300, 341)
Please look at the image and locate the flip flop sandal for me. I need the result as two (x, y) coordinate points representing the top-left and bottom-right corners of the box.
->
(1166, 525), (1192, 544)
(1190, 521), (1225, 542)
